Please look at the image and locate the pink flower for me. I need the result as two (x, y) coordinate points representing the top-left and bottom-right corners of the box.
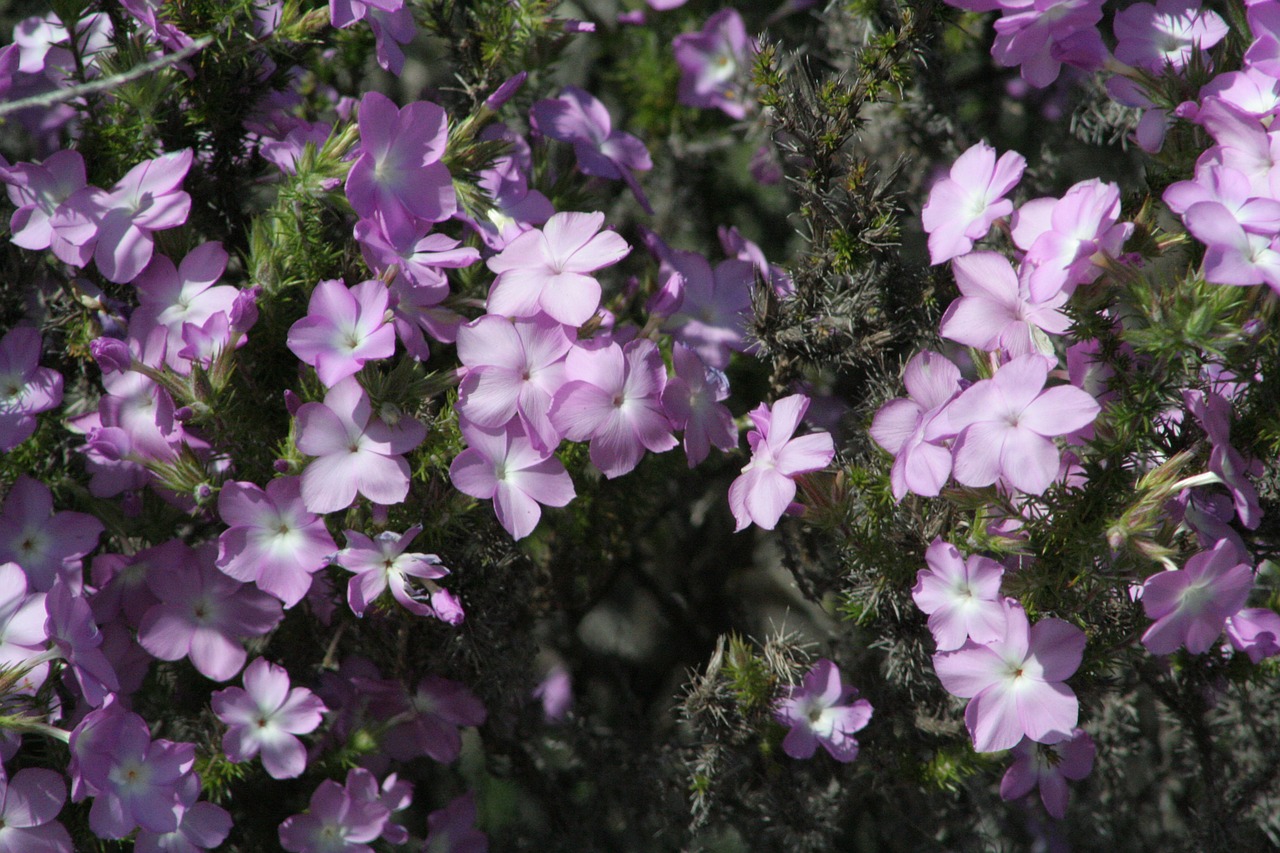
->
(773, 659), (872, 762)
(1141, 540), (1253, 656)
(912, 539), (1008, 651)
(279, 778), (387, 853)
(132, 774), (231, 853)
(212, 657), (327, 779)
(673, 9), (754, 119)
(661, 342), (737, 467)
(485, 211), (630, 327)
(1113, 0), (1227, 73)
(549, 338), (677, 478)
(1011, 178), (1133, 301)
(334, 525), (450, 618)
(287, 279), (396, 387)
(999, 729), (1095, 819)
(869, 351), (963, 500)
(450, 420), (576, 540)
(294, 377), (426, 513)
(137, 543), (283, 681)
(921, 142), (1026, 264)
(456, 313), (573, 453)
(728, 394), (835, 531)
(947, 354), (1100, 496)
(991, 0), (1105, 88)
(359, 674), (487, 763)
(425, 792), (489, 853)
(934, 599), (1085, 753)
(0, 474), (102, 591)
(938, 251), (1070, 358)
(345, 91), (454, 244)
(1225, 608), (1280, 663)
(216, 477), (337, 608)
(1, 148), (90, 265)
(0, 767), (73, 853)
(0, 326), (63, 451)
(130, 243), (237, 372)
(60, 149), (194, 284)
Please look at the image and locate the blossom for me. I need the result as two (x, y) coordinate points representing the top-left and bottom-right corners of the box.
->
(773, 659), (872, 762)
(216, 477), (337, 608)
(70, 700), (196, 838)
(933, 599), (1085, 752)
(279, 778), (388, 853)
(0, 327), (63, 452)
(912, 539), (1008, 651)
(345, 91), (455, 244)
(921, 142), (1026, 264)
(991, 0), (1105, 88)
(947, 354), (1100, 496)
(673, 9), (753, 119)
(659, 249), (755, 370)
(869, 351), (963, 500)
(728, 394), (835, 531)
(485, 211), (630, 327)
(549, 338), (677, 478)
(334, 525), (450, 618)
(132, 774), (231, 853)
(1225, 608), (1280, 663)
(130, 243), (237, 371)
(137, 543), (283, 681)
(59, 149), (194, 283)
(1141, 540), (1253, 656)
(294, 377), (426, 513)
(999, 729), (1095, 819)
(0, 475), (102, 591)
(45, 579), (119, 707)
(455, 313), (573, 453)
(0, 768), (73, 853)
(287, 278), (396, 387)
(450, 420), (575, 540)
(0, 561), (50, 695)
(937, 251), (1070, 357)
(1, 148), (90, 265)
(1113, 0), (1227, 73)
(531, 87), (654, 212)
(660, 342), (737, 467)
(1011, 178), (1132, 301)
(360, 674), (487, 763)
(212, 657), (327, 779)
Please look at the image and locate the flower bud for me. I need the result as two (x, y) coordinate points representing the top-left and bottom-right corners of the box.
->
(89, 337), (132, 374)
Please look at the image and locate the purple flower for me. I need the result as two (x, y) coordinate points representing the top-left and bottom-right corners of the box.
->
(1, 149), (90, 265)
(45, 579), (119, 707)
(137, 543), (283, 681)
(70, 699), (196, 838)
(1225, 608), (1280, 663)
(728, 394), (835, 531)
(132, 774), (232, 853)
(933, 598), (1085, 753)
(425, 792), (489, 853)
(456, 313), (574, 453)
(921, 141), (1025, 264)
(531, 87), (654, 213)
(1184, 389), (1262, 529)
(287, 279), (396, 387)
(869, 351), (963, 500)
(450, 420), (576, 541)
(660, 249), (755, 370)
(0, 327), (63, 452)
(0, 767), (73, 853)
(360, 674), (487, 763)
(999, 729), (1095, 819)
(550, 338), (677, 479)
(991, 0), (1105, 88)
(0, 561), (51, 695)
(485, 211), (630, 327)
(0, 475), (102, 591)
(1182, 201), (1280, 292)
(212, 657), (327, 779)
(912, 539), (1008, 651)
(1141, 540), (1253, 656)
(130, 242), (237, 371)
(938, 251), (1070, 358)
(216, 477), (337, 608)
(294, 377), (426, 513)
(334, 525), (450, 618)
(345, 91), (455, 245)
(1113, 0), (1227, 73)
(279, 778), (388, 853)
(661, 342), (736, 467)
(59, 149), (193, 283)
(947, 354), (1100, 496)
(774, 659), (872, 762)
(457, 125), (555, 251)
(1011, 178), (1132, 301)
(673, 9), (754, 119)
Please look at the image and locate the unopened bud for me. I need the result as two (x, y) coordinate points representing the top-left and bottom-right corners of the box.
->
(89, 337), (132, 374)
(484, 71), (527, 112)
